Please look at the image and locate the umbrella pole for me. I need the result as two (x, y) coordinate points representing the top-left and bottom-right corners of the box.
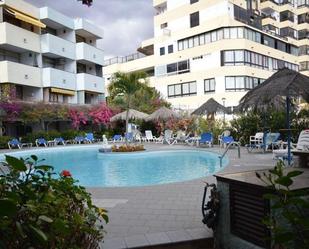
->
(286, 95), (291, 166)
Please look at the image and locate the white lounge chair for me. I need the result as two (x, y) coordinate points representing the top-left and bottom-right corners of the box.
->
(144, 130), (159, 142)
(164, 129), (176, 145)
(273, 130), (309, 160)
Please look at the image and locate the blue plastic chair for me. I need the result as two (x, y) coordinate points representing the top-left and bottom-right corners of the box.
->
(85, 133), (95, 143)
(125, 132), (133, 142)
(8, 138), (23, 149)
(74, 136), (85, 144)
(54, 137), (66, 145)
(222, 136), (235, 146)
(198, 133), (213, 147)
(246, 132), (281, 152)
(112, 134), (122, 143)
(36, 138), (47, 147)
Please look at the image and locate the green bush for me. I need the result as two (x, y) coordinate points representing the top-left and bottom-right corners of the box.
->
(60, 129), (81, 140)
(0, 155), (108, 248)
(0, 136), (12, 149)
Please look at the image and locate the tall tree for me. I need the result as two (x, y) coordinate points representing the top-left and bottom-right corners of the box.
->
(108, 71), (148, 138)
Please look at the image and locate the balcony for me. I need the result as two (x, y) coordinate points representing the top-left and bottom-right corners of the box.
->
(41, 34), (76, 60)
(0, 22), (40, 53)
(42, 68), (76, 90)
(76, 42), (104, 66)
(76, 73), (104, 93)
(0, 61), (41, 87)
(74, 19), (103, 39)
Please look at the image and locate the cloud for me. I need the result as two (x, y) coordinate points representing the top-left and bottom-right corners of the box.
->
(27, 0), (153, 59)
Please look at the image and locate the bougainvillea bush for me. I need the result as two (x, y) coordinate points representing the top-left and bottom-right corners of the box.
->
(0, 155), (108, 249)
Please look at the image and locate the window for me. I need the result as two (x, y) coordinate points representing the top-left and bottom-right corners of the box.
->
(178, 60), (190, 73)
(160, 22), (168, 29)
(190, 12), (199, 28)
(190, 0), (199, 4)
(167, 63), (177, 74)
(204, 78), (216, 93)
(160, 47), (165, 56)
(168, 45), (173, 54)
(221, 50), (300, 71)
(167, 81), (197, 98)
(225, 76), (264, 91)
(177, 27), (294, 55)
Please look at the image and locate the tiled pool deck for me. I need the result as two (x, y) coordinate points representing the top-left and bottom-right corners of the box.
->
(88, 144), (276, 249)
(0, 143), (276, 249)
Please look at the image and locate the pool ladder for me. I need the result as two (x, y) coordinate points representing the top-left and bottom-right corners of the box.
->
(219, 142), (241, 167)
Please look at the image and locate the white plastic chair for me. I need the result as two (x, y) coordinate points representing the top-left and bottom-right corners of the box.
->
(273, 130), (309, 159)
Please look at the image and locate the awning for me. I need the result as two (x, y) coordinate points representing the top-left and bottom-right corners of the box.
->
(50, 88), (75, 96)
(5, 6), (46, 28)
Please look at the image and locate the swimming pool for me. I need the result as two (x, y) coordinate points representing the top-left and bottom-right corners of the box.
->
(2, 146), (228, 187)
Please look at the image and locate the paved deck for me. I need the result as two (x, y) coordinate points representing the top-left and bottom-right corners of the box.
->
(86, 144), (276, 249)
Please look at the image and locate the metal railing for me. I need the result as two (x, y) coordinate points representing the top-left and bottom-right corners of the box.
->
(104, 52), (146, 66)
(218, 142), (241, 167)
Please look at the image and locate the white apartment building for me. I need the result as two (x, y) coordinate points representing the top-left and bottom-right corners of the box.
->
(104, 0), (305, 111)
(0, 0), (104, 105)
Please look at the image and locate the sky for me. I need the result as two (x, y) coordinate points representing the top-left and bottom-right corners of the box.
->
(27, 0), (154, 59)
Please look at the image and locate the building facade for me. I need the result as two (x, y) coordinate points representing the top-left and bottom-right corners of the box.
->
(0, 0), (104, 105)
(104, 0), (306, 111)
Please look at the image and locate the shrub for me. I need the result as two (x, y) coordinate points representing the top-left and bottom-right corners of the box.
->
(0, 155), (108, 248)
(256, 161), (309, 249)
(0, 136), (12, 149)
(60, 129), (81, 140)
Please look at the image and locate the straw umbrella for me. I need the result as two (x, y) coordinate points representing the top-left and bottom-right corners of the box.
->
(238, 68), (309, 165)
(110, 109), (149, 122)
(192, 98), (229, 120)
(146, 106), (179, 121)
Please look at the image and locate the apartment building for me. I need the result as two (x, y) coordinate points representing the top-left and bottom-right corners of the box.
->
(0, 0), (104, 105)
(104, 0), (304, 111)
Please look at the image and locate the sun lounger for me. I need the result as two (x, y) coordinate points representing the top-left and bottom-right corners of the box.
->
(8, 138), (32, 149)
(273, 130), (309, 160)
(35, 138), (48, 147)
(198, 133), (213, 147)
(164, 130), (176, 145)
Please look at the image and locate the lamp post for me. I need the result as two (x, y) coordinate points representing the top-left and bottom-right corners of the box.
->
(222, 97), (226, 123)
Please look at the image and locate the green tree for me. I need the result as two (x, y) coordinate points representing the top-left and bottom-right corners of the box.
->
(108, 71), (148, 138)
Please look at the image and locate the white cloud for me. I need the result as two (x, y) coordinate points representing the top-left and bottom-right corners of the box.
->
(27, 0), (153, 59)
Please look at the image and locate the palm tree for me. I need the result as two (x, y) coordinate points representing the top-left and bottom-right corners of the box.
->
(108, 71), (148, 140)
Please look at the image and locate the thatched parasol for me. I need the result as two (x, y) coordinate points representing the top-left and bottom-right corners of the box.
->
(238, 68), (309, 165)
(192, 98), (229, 116)
(146, 106), (179, 121)
(110, 109), (149, 122)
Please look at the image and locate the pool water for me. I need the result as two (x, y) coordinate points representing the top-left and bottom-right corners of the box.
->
(2, 147), (227, 187)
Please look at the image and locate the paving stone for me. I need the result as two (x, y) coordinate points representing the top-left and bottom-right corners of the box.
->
(101, 238), (126, 249)
(145, 232), (171, 245)
(124, 234), (149, 248)
(166, 229), (193, 242)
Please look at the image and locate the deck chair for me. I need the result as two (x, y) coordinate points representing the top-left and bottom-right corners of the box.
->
(8, 138), (31, 149)
(198, 133), (213, 147)
(54, 137), (66, 146)
(112, 134), (122, 143)
(222, 136), (237, 148)
(144, 130), (157, 142)
(218, 130), (231, 147)
(273, 130), (309, 160)
(164, 129), (176, 145)
(85, 133), (96, 143)
(74, 136), (85, 144)
(35, 138), (47, 147)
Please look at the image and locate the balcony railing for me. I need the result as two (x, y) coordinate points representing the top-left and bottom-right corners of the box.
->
(104, 52), (145, 66)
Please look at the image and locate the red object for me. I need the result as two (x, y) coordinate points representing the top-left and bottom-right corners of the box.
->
(61, 170), (72, 177)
